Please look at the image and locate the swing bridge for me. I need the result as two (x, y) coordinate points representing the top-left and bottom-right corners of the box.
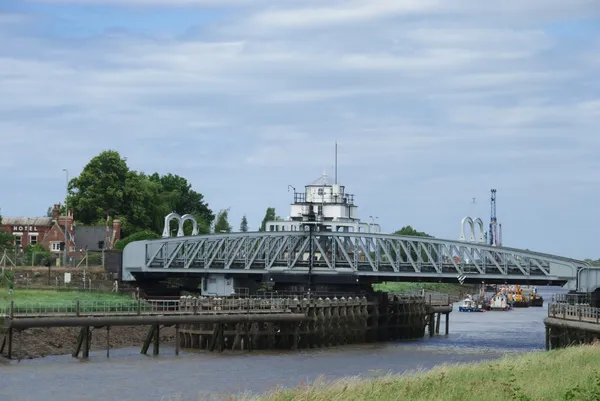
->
(122, 230), (593, 293)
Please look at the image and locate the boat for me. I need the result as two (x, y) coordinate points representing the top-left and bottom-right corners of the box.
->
(489, 293), (511, 311)
(458, 296), (486, 312)
(498, 285), (529, 308)
(528, 288), (544, 307)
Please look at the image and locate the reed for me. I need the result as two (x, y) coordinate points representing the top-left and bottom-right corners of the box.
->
(249, 345), (600, 401)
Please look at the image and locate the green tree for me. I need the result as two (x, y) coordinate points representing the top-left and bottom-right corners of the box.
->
(392, 225), (433, 262)
(114, 230), (161, 251)
(259, 207), (276, 231)
(0, 211), (13, 249)
(67, 150), (214, 238)
(393, 225), (432, 237)
(240, 215), (249, 232)
(213, 209), (232, 233)
(68, 150), (129, 225)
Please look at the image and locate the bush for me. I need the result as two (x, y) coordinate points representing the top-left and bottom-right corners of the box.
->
(113, 230), (161, 251)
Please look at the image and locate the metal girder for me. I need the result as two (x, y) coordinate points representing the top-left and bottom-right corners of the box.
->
(131, 231), (585, 281)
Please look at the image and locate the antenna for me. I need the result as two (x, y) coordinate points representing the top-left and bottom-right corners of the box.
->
(334, 141), (338, 184)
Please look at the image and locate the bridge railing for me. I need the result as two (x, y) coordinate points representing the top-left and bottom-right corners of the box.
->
(548, 302), (600, 324)
(0, 299), (182, 318)
(398, 290), (455, 306)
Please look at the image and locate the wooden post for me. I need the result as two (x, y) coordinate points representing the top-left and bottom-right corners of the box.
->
(445, 312), (449, 335)
(73, 328), (84, 357)
(106, 326), (110, 358)
(428, 314), (435, 336)
(6, 328), (13, 359)
(141, 326), (155, 354)
(545, 326), (550, 351)
(82, 326), (90, 358)
(175, 324), (180, 355)
(153, 325), (160, 355)
(435, 312), (441, 334)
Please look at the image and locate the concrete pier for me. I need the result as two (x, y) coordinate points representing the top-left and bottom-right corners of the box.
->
(544, 302), (600, 350)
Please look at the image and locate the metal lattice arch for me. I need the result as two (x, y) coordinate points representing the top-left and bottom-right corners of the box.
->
(122, 231), (588, 287)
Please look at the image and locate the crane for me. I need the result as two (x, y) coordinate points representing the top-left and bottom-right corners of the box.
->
(489, 189), (498, 246)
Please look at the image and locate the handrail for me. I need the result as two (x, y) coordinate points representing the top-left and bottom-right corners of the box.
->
(0, 291), (449, 318)
(547, 302), (600, 324)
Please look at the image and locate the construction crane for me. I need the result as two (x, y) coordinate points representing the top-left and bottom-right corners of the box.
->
(487, 189), (503, 247)
(489, 189), (498, 246)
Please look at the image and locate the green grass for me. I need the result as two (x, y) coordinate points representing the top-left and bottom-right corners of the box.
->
(0, 288), (132, 305)
(251, 345), (600, 401)
(372, 282), (462, 294)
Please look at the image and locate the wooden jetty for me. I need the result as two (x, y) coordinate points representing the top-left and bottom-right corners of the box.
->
(544, 301), (600, 350)
(1, 291), (453, 359)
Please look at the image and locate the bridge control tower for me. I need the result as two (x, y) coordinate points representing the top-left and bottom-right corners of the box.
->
(264, 169), (381, 234)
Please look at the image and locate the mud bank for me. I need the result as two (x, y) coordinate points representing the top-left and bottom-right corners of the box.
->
(1, 326), (176, 359)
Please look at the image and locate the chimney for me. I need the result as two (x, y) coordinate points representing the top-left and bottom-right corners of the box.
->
(52, 204), (60, 220)
(113, 219), (121, 241)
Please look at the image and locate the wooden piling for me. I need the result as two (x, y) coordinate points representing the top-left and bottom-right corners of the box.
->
(155, 325), (162, 354)
(435, 312), (441, 334)
(7, 328), (13, 359)
(445, 312), (449, 335)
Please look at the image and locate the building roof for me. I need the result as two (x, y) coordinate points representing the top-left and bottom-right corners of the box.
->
(308, 170), (332, 186)
(74, 226), (111, 251)
(2, 217), (53, 226)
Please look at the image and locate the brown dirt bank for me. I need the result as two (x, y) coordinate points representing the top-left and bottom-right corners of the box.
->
(1, 325), (176, 359)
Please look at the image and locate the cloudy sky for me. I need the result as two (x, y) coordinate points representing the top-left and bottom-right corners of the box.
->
(1, 0), (599, 259)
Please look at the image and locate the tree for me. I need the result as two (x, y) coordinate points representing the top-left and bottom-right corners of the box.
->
(392, 225), (433, 262)
(213, 209), (232, 233)
(240, 215), (249, 232)
(67, 150), (214, 238)
(68, 150), (130, 225)
(259, 207), (276, 231)
(114, 230), (161, 251)
(393, 225), (432, 237)
(0, 211), (13, 249)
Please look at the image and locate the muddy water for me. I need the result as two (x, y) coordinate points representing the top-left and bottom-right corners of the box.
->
(0, 287), (562, 401)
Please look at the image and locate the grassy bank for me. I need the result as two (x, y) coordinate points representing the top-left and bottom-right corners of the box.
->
(373, 282), (466, 295)
(252, 345), (600, 401)
(0, 288), (132, 305)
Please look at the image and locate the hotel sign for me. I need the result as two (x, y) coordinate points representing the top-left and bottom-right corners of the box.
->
(13, 226), (38, 232)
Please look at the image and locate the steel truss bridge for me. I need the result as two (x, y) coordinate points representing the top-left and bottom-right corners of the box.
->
(122, 232), (589, 289)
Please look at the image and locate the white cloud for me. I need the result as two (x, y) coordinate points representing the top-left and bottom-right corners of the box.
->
(0, 1), (598, 258)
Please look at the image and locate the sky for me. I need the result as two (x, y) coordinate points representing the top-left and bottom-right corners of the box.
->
(0, 0), (599, 260)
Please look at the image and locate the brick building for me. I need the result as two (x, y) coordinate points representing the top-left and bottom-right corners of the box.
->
(0, 203), (122, 255)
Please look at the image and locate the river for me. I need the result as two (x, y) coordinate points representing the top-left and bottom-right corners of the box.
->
(0, 287), (563, 401)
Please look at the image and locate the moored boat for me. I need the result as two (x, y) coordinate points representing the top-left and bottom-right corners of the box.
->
(489, 293), (511, 311)
(458, 296), (486, 312)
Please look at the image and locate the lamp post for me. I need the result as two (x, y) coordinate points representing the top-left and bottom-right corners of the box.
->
(62, 169), (68, 267)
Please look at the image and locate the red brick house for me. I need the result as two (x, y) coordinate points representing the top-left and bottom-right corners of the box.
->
(1, 203), (121, 256)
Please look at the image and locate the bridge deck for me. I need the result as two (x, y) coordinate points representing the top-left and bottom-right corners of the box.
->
(122, 231), (588, 285)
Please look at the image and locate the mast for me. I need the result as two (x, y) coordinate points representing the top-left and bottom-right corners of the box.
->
(334, 141), (338, 185)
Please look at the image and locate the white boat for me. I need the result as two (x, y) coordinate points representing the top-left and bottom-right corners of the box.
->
(458, 296), (485, 312)
(489, 293), (511, 311)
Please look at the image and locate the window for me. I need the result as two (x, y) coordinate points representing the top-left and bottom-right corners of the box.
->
(317, 188), (323, 195)
(51, 242), (61, 251)
(29, 234), (38, 245)
(14, 235), (22, 248)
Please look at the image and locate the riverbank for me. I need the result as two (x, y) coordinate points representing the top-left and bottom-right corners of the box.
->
(1, 326), (176, 359)
(373, 282), (472, 298)
(252, 344), (600, 401)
